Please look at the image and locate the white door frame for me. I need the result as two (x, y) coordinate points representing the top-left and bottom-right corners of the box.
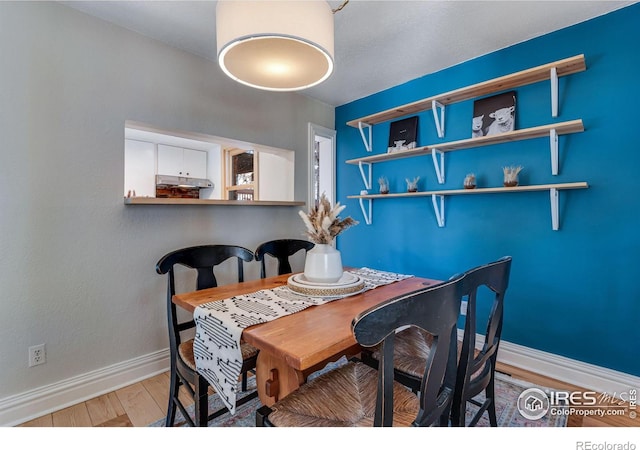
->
(307, 123), (337, 208)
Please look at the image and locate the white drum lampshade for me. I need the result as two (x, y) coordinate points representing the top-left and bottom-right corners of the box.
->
(216, 0), (335, 91)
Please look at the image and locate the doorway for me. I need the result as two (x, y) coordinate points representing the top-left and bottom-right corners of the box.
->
(308, 123), (336, 208)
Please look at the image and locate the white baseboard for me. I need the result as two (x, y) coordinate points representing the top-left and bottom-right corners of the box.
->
(0, 349), (170, 427)
(461, 330), (640, 396)
(2, 338), (639, 427)
(498, 340), (640, 395)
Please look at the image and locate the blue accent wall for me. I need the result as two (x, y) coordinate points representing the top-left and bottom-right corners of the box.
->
(335, 4), (640, 376)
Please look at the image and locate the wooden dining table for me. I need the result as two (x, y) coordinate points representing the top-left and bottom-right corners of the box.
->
(172, 270), (440, 407)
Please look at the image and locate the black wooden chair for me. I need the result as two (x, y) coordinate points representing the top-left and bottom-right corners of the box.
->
(361, 256), (512, 426)
(450, 256), (512, 426)
(155, 244), (259, 427)
(255, 274), (465, 427)
(254, 239), (315, 278)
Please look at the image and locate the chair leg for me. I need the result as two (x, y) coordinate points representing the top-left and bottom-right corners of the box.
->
(450, 385), (465, 427)
(194, 376), (209, 427)
(452, 400), (466, 427)
(241, 371), (248, 392)
(486, 376), (498, 427)
(439, 403), (452, 426)
(256, 405), (273, 427)
(165, 368), (179, 427)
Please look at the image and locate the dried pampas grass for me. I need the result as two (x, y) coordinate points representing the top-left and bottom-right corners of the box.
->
(299, 193), (358, 244)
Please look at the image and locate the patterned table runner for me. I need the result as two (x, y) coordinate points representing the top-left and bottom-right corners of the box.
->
(193, 268), (412, 414)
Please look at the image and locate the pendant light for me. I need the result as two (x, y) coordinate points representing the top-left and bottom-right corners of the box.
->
(216, 0), (335, 91)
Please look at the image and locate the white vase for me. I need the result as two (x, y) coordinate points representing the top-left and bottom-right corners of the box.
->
(304, 244), (344, 284)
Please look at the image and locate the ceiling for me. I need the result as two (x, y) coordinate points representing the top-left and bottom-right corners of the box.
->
(60, 0), (635, 107)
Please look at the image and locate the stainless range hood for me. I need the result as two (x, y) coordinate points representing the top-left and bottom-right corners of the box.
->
(156, 174), (214, 189)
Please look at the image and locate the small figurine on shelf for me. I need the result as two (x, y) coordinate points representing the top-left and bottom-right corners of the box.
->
(464, 173), (477, 189)
(503, 165), (523, 187)
(378, 176), (389, 194)
(388, 140), (404, 153)
(387, 140), (418, 153)
(405, 176), (420, 193)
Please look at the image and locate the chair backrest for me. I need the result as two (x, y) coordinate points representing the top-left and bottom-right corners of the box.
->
(155, 244), (255, 357)
(254, 239), (315, 278)
(454, 256), (512, 407)
(352, 274), (465, 427)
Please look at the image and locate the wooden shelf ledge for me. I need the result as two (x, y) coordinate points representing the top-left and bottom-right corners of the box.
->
(124, 198), (305, 206)
(346, 120), (584, 186)
(347, 182), (588, 199)
(348, 182), (588, 230)
(346, 120), (584, 165)
(346, 54), (586, 128)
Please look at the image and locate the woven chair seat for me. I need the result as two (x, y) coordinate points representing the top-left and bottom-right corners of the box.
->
(369, 328), (484, 381)
(267, 361), (419, 427)
(371, 327), (433, 378)
(178, 339), (258, 372)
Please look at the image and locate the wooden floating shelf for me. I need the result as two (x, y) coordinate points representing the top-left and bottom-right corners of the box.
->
(431, 120), (584, 152)
(346, 119), (584, 186)
(347, 182), (588, 199)
(346, 54), (586, 128)
(124, 198), (305, 206)
(345, 120), (584, 165)
(348, 182), (588, 231)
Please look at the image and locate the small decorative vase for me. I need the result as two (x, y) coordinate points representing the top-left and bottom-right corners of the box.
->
(304, 244), (344, 283)
(464, 173), (476, 189)
(406, 176), (420, 193)
(503, 165), (522, 187)
(378, 176), (389, 195)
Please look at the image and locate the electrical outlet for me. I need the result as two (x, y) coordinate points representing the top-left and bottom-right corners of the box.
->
(460, 300), (468, 315)
(29, 344), (46, 367)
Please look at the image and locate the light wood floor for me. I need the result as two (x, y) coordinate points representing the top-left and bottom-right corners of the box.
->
(18, 363), (639, 427)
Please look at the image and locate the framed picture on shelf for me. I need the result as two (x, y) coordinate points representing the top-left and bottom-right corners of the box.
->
(472, 91), (516, 138)
(387, 116), (418, 152)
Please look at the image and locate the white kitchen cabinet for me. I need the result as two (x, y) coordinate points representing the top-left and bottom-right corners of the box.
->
(124, 139), (156, 197)
(157, 144), (207, 178)
(182, 148), (207, 178)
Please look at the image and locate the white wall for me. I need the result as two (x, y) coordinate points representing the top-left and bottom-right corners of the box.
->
(258, 151), (295, 201)
(0, 1), (333, 407)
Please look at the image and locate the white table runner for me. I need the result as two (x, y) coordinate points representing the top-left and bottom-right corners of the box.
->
(193, 267), (412, 414)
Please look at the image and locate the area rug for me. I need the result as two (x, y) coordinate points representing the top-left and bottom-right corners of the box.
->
(149, 360), (567, 427)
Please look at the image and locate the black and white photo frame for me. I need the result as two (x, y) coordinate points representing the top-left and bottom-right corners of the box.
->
(472, 91), (516, 138)
(388, 116), (418, 152)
